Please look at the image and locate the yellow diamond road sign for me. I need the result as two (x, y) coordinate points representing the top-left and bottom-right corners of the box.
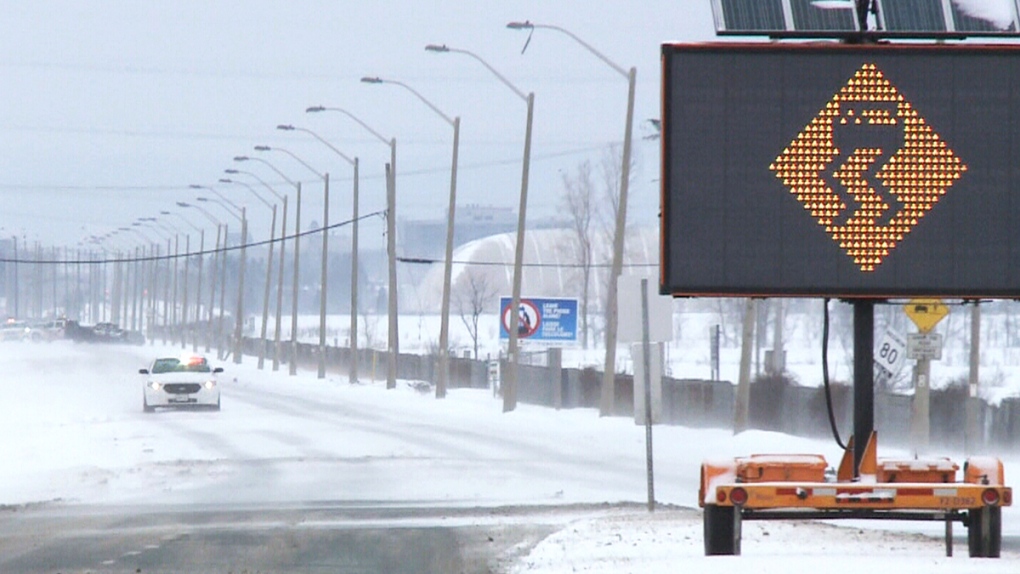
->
(770, 63), (967, 272)
(904, 299), (949, 333)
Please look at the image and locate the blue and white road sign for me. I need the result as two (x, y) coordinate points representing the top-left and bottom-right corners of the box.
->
(499, 297), (578, 343)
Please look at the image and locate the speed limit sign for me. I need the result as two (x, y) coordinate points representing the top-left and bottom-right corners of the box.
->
(875, 329), (907, 379)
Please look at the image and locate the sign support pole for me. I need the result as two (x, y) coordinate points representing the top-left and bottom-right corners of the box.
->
(910, 356), (931, 454)
(853, 299), (874, 477)
(640, 278), (655, 511)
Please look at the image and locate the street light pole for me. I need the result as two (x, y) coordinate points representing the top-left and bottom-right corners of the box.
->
(275, 124), (360, 384)
(426, 43), (534, 412)
(235, 208), (247, 364)
(227, 166), (289, 372)
(234, 157), (300, 373)
(361, 76), (461, 398)
(195, 190), (247, 364)
(164, 210), (205, 352)
(220, 177), (277, 370)
(177, 201), (222, 353)
(507, 21), (637, 416)
(255, 145), (327, 378)
(149, 221), (188, 349)
(305, 106), (397, 388)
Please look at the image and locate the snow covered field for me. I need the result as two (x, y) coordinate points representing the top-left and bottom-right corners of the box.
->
(1, 336), (1018, 571)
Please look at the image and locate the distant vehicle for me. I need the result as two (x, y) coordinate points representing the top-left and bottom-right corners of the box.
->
(139, 354), (222, 412)
(64, 320), (96, 342)
(64, 320), (145, 345)
(25, 319), (67, 342)
(1, 320), (30, 342)
(93, 322), (128, 343)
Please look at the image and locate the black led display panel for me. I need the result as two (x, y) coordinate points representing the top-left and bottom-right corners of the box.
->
(661, 43), (1020, 298)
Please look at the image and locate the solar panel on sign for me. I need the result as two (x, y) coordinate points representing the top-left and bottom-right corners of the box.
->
(951, 2), (1018, 33)
(878, 0), (948, 32)
(791, 0), (859, 31)
(711, 0), (1020, 38)
(712, 0), (786, 33)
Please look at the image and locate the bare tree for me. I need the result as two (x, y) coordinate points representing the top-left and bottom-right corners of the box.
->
(596, 143), (638, 416)
(454, 267), (497, 360)
(595, 143), (636, 336)
(560, 159), (596, 349)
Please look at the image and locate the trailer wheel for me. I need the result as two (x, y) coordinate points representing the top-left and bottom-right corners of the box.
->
(967, 506), (1002, 558)
(704, 504), (739, 555)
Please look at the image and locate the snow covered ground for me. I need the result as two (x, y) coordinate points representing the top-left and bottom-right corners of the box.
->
(1, 336), (1017, 572)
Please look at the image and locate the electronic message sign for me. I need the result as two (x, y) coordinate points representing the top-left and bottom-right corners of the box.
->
(661, 43), (1020, 298)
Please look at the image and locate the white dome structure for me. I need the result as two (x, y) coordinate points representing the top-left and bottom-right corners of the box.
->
(404, 226), (659, 314)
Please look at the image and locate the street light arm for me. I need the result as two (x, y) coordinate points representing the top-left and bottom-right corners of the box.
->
(362, 77), (455, 126)
(162, 211), (203, 234)
(426, 44), (528, 102)
(305, 106), (390, 147)
(210, 188), (245, 214)
(508, 21), (628, 78)
(295, 126), (355, 166)
(197, 197), (244, 223)
(227, 169), (286, 202)
(237, 155), (299, 189)
(179, 202), (222, 226)
(257, 141), (326, 180)
(220, 178), (274, 210)
(277, 147), (325, 180)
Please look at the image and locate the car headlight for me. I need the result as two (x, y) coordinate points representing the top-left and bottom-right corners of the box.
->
(147, 381), (163, 391)
(203, 380), (217, 390)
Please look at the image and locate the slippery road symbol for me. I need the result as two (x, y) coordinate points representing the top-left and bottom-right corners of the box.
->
(770, 64), (967, 272)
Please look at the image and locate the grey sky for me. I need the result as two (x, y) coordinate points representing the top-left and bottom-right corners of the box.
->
(0, 1), (713, 249)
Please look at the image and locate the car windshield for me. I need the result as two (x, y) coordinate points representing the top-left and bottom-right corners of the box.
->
(151, 357), (211, 374)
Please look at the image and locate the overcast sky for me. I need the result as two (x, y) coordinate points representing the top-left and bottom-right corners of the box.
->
(0, 1), (713, 250)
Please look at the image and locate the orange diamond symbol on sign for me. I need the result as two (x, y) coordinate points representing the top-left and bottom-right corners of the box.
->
(770, 63), (967, 272)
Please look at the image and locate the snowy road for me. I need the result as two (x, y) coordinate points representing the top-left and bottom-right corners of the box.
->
(1, 340), (1018, 572)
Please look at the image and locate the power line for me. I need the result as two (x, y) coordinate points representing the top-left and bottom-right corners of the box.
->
(0, 210), (385, 265)
(398, 255), (657, 269)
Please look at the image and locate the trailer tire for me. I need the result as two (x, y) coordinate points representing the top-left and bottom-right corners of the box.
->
(968, 506), (1002, 558)
(704, 504), (738, 555)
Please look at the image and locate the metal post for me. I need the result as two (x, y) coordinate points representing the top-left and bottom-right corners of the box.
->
(52, 247), (58, 318)
(600, 67), (637, 416)
(171, 234), (179, 334)
(163, 237), (171, 342)
(12, 236), (18, 318)
(75, 248), (82, 321)
(148, 244), (157, 335)
(967, 302), (981, 453)
(258, 204), (277, 369)
(318, 174), (330, 379)
(290, 183), (302, 376)
(350, 161), (359, 384)
(132, 246), (141, 331)
(386, 143), (399, 389)
(910, 355), (932, 455)
(193, 229), (204, 353)
(273, 195), (288, 371)
(181, 234), (190, 348)
(504, 93), (535, 413)
(206, 225), (221, 353)
(217, 224), (229, 359)
(641, 278), (655, 512)
(853, 299), (875, 477)
(437, 117), (461, 398)
(234, 209), (247, 364)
